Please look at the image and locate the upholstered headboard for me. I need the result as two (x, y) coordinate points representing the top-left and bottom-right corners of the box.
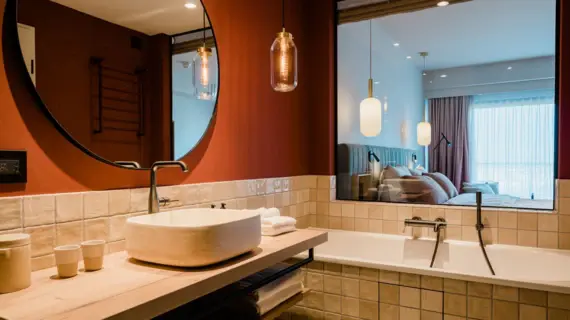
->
(337, 143), (417, 200)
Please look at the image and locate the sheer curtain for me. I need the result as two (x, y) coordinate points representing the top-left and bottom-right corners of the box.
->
(468, 91), (555, 200)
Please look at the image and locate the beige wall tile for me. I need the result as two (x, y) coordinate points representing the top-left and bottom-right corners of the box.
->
(306, 272), (324, 292)
(560, 198), (570, 215)
(461, 210), (476, 226)
(354, 218), (369, 232)
(317, 190), (330, 202)
(341, 218), (355, 231)
(354, 204), (369, 218)
(324, 275), (342, 294)
(369, 219), (383, 233)
(498, 228), (517, 245)
(400, 273), (420, 288)
(304, 291), (324, 310)
(518, 213), (538, 230)
(340, 296), (359, 317)
(31, 254), (55, 271)
(83, 192), (109, 219)
(548, 308), (570, 320)
(560, 215), (570, 233)
(0, 197), (22, 230)
(412, 207), (430, 219)
(443, 316), (465, 320)
(461, 226), (478, 242)
(498, 211), (518, 229)
(519, 289), (547, 306)
(421, 290), (443, 312)
(538, 214), (558, 231)
(369, 205), (383, 219)
(493, 300), (518, 320)
(329, 203), (342, 217)
(307, 261), (324, 272)
(342, 265), (359, 278)
(324, 312), (341, 320)
(23, 195), (55, 227)
(55, 193), (83, 223)
(379, 283), (399, 305)
(341, 278), (359, 298)
(399, 306), (420, 320)
(359, 280), (378, 301)
(383, 206), (398, 221)
(341, 204), (354, 217)
(517, 230), (538, 247)
(325, 263), (342, 276)
(379, 270), (400, 285)
(323, 293), (341, 313)
(468, 282), (492, 298)
(538, 231), (558, 248)
(399, 287), (420, 308)
(130, 188), (148, 212)
(316, 216), (329, 229)
(429, 207), (446, 221)
(329, 217), (342, 230)
(444, 225), (462, 240)
(549, 292), (570, 310)
(559, 180), (570, 198)
(56, 221), (83, 246)
(359, 299), (378, 320)
(83, 218), (110, 241)
(481, 210), (497, 227)
(444, 279), (466, 294)
(383, 220), (399, 235)
(109, 214), (130, 242)
(317, 203), (330, 216)
(445, 209), (462, 225)
(444, 293), (466, 316)
(560, 233), (570, 250)
(25, 225), (55, 257)
(359, 267), (378, 281)
(108, 240), (126, 254)
(421, 276), (443, 291)
(467, 296), (491, 320)
(493, 285), (519, 302)
(379, 303), (399, 320)
(398, 206), (413, 221)
(520, 304), (546, 320)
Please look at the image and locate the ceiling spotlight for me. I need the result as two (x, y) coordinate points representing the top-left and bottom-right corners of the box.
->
(393, 43), (400, 47)
(430, 81), (433, 83)
(440, 74), (447, 78)
(184, 2), (197, 9)
(406, 56), (412, 59)
(437, 1), (450, 7)
(374, 81), (380, 84)
(507, 66), (513, 70)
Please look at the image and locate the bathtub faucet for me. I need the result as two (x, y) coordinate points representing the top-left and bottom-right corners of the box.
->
(404, 216), (447, 232)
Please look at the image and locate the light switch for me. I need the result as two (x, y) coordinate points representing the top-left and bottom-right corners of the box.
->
(0, 150), (27, 183)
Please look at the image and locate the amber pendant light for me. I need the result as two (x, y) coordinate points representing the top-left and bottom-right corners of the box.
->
(360, 20), (382, 137)
(270, 0), (298, 92)
(193, 10), (215, 100)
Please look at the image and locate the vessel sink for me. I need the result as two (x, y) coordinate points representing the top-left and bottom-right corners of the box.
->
(125, 209), (261, 267)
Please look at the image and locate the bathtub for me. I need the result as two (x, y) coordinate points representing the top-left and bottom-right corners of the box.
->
(300, 228), (570, 294)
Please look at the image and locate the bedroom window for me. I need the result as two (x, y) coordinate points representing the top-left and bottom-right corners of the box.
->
(469, 93), (556, 201)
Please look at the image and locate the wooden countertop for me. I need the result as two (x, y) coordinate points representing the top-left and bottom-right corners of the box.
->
(0, 229), (327, 320)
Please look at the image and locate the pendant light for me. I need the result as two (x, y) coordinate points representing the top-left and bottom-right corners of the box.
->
(360, 20), (382, 137)
(417, 52), (431, 145)
(270, 0), (298, 92)
(193, 10), (215, 100)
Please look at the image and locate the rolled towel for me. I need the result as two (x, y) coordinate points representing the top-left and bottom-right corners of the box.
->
(262, 224), (296, 236)
(261, 216), (296, 228)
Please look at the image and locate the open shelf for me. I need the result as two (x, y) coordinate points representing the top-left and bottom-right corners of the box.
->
(261, 288), (311, 320)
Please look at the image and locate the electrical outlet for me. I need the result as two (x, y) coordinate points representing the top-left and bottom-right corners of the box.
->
(0, 151), (27, 183)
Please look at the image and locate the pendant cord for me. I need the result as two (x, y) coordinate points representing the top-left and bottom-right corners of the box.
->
(203, 9), (206, 46)
(369, 20), (372, 79)
(282, 0), (285, 29)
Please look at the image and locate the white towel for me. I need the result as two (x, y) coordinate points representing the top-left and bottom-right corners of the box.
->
(261, 216), (296, 227)
(257, 281), (303, 315)
(263, 207), (281, 218)
(262, 224), (296, 236)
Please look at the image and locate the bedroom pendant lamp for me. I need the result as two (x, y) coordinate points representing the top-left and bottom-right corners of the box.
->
(360, 20), (382, 137)
(420, 52), (428, 76)
(417, 121), (432, 146)
(193, 10), (215, 100)
(270, 0), (298, 92)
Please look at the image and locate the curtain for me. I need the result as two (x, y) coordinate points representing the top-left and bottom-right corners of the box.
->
(428, 96), (471, 191)
(468, 93), (555, 200)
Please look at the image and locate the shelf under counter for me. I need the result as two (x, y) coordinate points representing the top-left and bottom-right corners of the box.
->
(0, 229), (327, 320)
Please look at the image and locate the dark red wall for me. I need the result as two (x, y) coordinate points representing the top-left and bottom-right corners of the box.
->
(559, 0), (570, 179)
(0, 0), (335, 196)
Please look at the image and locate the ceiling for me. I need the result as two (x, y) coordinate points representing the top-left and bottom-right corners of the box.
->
(51, 0), (210, 35)
(371, 0), (556, 70)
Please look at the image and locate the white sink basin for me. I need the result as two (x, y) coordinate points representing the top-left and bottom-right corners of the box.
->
(125, 209), (261, 267)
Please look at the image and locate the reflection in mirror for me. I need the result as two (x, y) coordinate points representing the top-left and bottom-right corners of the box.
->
(336, 0), (557, 210)
(16, 0), (218, 169)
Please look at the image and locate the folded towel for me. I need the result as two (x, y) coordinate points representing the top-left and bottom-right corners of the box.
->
(262, 224), (296, 236)
(263, 207), (281, 218)
(257, 281), (303, 315)
(261, 216), (296, 227)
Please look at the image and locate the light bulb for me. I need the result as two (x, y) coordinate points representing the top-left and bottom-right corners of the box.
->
(200, 53), (209, 86)
(271, 30), (298, 92)
(279, 37), (289, 82)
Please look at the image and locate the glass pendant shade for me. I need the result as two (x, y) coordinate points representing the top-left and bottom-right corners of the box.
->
(417, 121), (432, 146)
(271, 30), (298, 92)
(192, 46), (216, 100)
(360, 95), (382, 137)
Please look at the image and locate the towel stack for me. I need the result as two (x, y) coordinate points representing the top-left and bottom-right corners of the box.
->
(256, 207), (297, 236)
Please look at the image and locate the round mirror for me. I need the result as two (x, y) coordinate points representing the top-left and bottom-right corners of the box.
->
(15, 0), (219, 169)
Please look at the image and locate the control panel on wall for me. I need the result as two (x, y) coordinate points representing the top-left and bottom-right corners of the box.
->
(0, 151), (27, 184)
(17, 23), (35, 86)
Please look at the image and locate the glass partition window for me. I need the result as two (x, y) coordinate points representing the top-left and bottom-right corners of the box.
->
(336, 0), (557, 210)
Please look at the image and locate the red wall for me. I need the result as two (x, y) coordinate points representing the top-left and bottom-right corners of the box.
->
(0, 0), (336, 196)
(558, 0), (570, 179)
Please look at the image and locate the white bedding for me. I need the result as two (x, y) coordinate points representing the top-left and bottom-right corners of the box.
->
(445, 193), (553, 210)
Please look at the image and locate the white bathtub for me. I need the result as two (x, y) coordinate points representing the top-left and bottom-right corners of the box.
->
(300, 229), (570, 294)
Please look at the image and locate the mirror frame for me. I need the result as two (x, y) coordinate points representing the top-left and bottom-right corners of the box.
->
(4, 0), (220, 170)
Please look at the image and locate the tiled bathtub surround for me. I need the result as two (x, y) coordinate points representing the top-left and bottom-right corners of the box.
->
(309, 176), (570, 250)
(279, 261), (570, 320)
(0, 176), (316, 271)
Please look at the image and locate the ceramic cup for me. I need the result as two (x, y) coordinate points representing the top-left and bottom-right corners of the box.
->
(54, 245), (81, 278)
(81, 240), (105, 271)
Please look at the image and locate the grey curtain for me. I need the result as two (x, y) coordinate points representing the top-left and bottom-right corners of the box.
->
(428, 96), (472, 191)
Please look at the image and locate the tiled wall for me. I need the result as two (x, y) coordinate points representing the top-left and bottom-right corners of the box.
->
(278, 261), (570, 320)
(0, 175), (316, 271)
(307, 177), (570, 250)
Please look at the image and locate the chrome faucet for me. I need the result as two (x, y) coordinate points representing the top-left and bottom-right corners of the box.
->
(404, 216), (447, 232)
(148, 161), (189, 214)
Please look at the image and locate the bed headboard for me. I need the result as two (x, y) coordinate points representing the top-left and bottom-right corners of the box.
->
(337, 143), (417, 200)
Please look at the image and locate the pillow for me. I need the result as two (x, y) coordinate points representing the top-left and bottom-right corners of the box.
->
(382, 165), (412, 180)
(409, 168), (423, 176)
(401, 176), (450, 204)
(463, 184), (495, 194)
(423, 172), (458, 198)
